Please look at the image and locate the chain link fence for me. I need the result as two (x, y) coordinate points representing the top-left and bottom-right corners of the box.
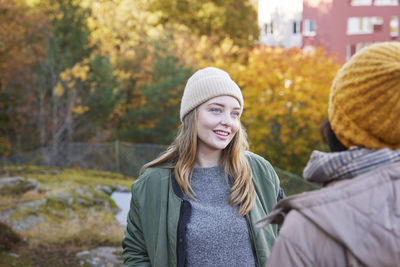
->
(0, 141), (319, 194)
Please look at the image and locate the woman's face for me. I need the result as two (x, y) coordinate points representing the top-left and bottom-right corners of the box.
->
(196, 95), (241, 154)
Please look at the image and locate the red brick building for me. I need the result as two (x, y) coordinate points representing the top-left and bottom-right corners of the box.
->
(302, 0), (400, 60)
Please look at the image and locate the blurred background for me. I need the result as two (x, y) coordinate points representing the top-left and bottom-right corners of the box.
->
(0, 0), (398, 265)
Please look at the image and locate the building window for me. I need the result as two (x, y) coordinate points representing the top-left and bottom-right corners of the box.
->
(264, 22), (274, 35)
(347, 17), (382, 35)
(391, 16), (399, 36)
(350, 0), (372, 5)
(303, 19), (316, 36)
(351, 0), (398, 6)
(372, 16), (383, 25)
(374, 0), (398, 6)
(346, 44), (357, 60)
(293, 21), (301, 34)
(356, 43), (370, 53)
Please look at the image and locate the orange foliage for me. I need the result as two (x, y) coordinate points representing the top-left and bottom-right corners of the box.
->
(0, 0), (48, 90)
(236, 46), (342, 174)
(171, 32), (246, 73)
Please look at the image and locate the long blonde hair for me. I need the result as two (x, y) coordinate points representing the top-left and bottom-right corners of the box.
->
(140, 110), (255, 216)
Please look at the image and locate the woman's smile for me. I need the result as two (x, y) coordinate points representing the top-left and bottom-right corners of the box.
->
(213, 129), (230, 139)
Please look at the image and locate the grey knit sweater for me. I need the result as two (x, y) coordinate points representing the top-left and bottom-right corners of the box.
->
(183, 166), (255, 267)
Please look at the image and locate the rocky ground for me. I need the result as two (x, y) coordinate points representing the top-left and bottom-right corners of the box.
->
(0, 166), (133, 267)
(0, 165), (318, 266)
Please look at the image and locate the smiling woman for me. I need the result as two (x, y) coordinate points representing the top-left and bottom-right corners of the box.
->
(122, 67), (285, 267)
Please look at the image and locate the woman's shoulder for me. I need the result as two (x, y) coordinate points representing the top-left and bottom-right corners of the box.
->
(245, 151), (279, 187)
(132, 167), (171, 189)
(245, 151), (275, 171)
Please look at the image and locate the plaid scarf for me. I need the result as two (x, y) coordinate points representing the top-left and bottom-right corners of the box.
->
(303, 147), (400, 184)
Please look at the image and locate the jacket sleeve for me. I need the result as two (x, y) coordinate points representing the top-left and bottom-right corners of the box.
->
(122, 183), (151, 267)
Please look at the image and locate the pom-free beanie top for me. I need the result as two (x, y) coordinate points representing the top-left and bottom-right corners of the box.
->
(180, 67), (244, 121)
(329, 42), (400, 149)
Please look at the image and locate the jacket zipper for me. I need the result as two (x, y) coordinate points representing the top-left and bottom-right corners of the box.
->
(246, 214), (260, 267)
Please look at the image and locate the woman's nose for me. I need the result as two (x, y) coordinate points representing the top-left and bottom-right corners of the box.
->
(221, 113), (233, 126)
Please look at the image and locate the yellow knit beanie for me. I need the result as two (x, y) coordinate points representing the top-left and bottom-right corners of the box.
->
(329, 42), (400, 149)
(180, 67), (244, 121)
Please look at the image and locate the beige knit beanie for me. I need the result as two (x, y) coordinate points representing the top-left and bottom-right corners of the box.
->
(180, 67), (244, 121)
(329, 41), (400, 149)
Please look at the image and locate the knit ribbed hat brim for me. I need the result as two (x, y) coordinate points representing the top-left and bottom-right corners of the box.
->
(180, 67), (244, 121)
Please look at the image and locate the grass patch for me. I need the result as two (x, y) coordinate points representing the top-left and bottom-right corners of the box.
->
(29, 211), (124, 247)
(0, 243), (84, 267)
(1, 165), (134, 189)
(0, 191), (45, 213)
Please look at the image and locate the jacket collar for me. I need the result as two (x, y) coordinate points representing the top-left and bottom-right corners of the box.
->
(303, 147), (400, 184)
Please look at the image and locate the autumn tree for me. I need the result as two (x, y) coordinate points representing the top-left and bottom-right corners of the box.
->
(0, 0), (48, 154)
(54, 55), (120, 142)
(170, 32), (247, 73)
(117, 44), (192, 144)
(238, 46), (342, 174)
(84, 0), (163, 129)
(34, 0), (92, 159)
(149, 0), (259, 48)
(34, 0), (120, 162)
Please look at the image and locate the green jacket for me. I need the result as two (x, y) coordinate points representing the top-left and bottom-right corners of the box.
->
(122, 151), (280, 266)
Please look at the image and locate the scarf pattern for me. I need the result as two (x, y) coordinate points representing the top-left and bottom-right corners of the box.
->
(303, 147), (400, 184)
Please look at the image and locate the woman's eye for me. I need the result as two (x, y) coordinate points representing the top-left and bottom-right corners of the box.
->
(210, 108), (222, 113)
(232, 111), (240, 117)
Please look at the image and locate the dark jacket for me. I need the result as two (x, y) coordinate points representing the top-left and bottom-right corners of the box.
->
(122, 151), (281, 266)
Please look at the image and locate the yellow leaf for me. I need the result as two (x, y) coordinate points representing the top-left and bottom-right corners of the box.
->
(54, 82), (64, 97)
(72, 105), (89, 115)
(68, 80), (76, 88)
(60, 70), (70, 82)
